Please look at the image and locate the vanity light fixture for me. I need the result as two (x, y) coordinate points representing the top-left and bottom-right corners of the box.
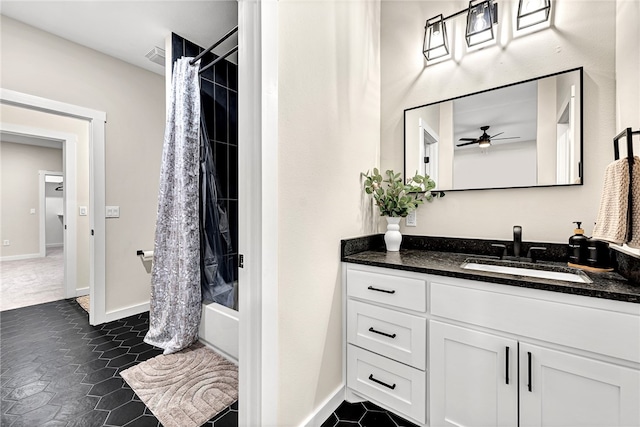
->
(516, 0), (551, 30)
(423, 0), (498, 65)
(465, 0), (498, 47)
(423, 15), (449, 61)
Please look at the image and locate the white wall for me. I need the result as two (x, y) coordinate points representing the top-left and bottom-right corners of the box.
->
(1, 15), (165, 312)
(615, 0), (640, 257)
(277, 1), (380, 425)
(616, 0), (640, 132)
(0, 141), (62, 256)
(381, 0), (616, 243)
(453, 141), (537, 189)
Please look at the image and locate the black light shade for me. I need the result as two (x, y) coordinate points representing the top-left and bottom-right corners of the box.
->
(423, 15), (449, 61)
(465, 0), (497, 47)
(517, 0), (551, 30)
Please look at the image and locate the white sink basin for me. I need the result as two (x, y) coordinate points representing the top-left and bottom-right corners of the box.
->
(462, 261), (592, 283)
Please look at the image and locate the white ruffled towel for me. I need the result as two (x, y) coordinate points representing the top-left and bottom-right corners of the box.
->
(592, 156), (640, 249)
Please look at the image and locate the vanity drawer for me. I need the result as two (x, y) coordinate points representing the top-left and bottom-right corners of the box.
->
(347, 344), (426, 424)
(347, 268), (426, 312)
(347, 300), (426, 369)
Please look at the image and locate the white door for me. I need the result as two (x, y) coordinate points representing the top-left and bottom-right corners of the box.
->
(429, 321), (518, 427)
(520, 342), (640, 427)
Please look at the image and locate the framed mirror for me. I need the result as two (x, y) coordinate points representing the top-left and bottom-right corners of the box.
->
(404, 67), (583, 191)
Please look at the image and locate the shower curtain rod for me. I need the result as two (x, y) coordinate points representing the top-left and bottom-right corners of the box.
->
(198, 46), (238, 75)
(190, 25), (238, 66)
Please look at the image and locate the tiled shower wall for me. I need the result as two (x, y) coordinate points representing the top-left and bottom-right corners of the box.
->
(171, 33), (239, 298)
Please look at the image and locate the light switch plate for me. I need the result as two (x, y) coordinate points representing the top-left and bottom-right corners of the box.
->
(30, 208), (36, 215)
(79, 206), (88, 216)
(406, 211), (417, 227)
(106, 206), (120, 218)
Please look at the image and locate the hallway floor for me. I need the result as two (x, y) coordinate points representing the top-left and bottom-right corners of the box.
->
(0, 299), (238, 427)
(1, 247), (64, 311)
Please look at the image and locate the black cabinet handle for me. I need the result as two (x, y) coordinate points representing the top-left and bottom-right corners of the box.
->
(368, 327), (396, 339)
(505, 346), (509, 385)
(367, 285), (396, 294)
(527, 351), (532, 392)
(368, 374), (396, 390)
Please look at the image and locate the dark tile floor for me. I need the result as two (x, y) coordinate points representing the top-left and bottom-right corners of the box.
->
(321, 401), (419, 427)
(0, 299), (237, 427)
(1, 298), (415, 427)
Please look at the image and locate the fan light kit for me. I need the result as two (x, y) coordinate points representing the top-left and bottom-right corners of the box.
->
(423, 0), (552, 64)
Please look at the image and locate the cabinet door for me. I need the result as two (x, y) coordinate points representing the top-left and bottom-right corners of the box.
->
(520, 343), (640, 427)
(429, 321), (518, 427)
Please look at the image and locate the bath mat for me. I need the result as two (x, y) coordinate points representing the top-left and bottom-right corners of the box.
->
(120, 342), (238, 427)
(76, 295), (90, 313)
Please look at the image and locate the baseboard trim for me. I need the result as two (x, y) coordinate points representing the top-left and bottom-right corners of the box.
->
(46, 243), (63, 248)
(104, 301), (150, 323)
(75, 287), (89, 297)
(299, 384), (345, 427)
(0, 253), (41, 262)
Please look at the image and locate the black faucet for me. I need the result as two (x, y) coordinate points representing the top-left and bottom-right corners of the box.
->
(513, 225), (522, 258)
(491, 225), (546, 262)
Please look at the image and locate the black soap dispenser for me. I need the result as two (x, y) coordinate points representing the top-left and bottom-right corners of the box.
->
(568, 222), (588, 266)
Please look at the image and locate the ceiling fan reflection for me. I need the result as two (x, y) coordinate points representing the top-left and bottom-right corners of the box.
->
(456, 125), (520, 147)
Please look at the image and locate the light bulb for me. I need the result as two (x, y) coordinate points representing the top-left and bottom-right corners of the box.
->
(473, 6), (488, 32)
(524, 0), (543, 13)
(432, 21), (441, 36)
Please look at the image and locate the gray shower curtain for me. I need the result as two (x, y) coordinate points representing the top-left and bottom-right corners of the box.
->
(144, 57), (202, 355)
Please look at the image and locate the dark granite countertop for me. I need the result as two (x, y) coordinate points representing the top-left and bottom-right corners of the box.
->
(341, 235), (640, 304)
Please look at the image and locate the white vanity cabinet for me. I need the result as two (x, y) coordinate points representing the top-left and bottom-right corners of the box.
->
(429, 277), (640, 427)
(429, 321), (518, 426)
(519, 343), (640, 427)
(345, 265), (428, 425)
(344, 263), (640, 427)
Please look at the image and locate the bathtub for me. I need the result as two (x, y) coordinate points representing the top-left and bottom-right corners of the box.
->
(199, 300), (239, 363)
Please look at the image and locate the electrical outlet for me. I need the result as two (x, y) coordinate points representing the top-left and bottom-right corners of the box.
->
(106, 206), (120, 218)
(406, 211), (417, 227)
(3, 240), (9, 246)
(30, 208), (36, 214)
(79, 206), (88, 216)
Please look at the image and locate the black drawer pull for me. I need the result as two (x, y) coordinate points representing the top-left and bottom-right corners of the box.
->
(505, 346), (509, 385)
(368, 374), (396, 390)
(527, 351), (532, 392)
(368, 327), (397, 339)
(367, 285), (396, 294)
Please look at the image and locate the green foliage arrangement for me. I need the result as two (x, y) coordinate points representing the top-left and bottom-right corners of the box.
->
(362, 168), (436, 217)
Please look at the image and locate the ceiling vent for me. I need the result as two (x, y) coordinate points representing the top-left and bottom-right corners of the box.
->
(145, 47), (165, 66)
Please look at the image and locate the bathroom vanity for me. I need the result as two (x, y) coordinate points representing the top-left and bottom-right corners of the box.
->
(341, 235), (640, 427)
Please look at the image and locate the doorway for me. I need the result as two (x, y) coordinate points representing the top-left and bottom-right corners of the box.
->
(0, 124), (81, 310)
(0, 89), (106, 324)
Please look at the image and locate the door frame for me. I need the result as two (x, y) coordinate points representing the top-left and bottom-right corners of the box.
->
(238, 0), (279, 425)
(0, 88), (107, 325)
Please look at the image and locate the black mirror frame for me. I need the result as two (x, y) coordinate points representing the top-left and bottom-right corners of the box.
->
(403, 66), (584, 192)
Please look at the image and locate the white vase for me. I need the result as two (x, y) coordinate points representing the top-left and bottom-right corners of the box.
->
(384, 217), (402, 252)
